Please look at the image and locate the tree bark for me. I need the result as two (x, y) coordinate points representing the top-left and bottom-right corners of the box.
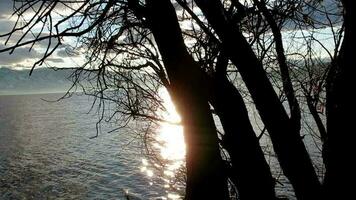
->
(324, 0), (355, 198)
(194, 0), (321, 199)
(207, 54), (276, 199)
(145, 0), (229, 199)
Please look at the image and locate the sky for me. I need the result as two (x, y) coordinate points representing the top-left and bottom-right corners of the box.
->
(0, 0), (340, 71)
(0, 1), (83, 70)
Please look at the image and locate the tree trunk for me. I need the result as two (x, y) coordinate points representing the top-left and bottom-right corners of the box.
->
(194, 0), (321, 199)
(253, 0), (301, 133)
(208, 66), (276, 199)
(324, 0), (355, 198)
(145, 0), (229, 199)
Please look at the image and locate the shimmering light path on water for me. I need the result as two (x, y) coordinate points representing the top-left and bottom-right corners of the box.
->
(0, 93), (183, 199)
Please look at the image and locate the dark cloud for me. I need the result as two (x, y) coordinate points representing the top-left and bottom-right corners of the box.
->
(0, 1), (14, 19)
(0, 19), (15, 34)
(1, 29), (58, 48)
(46, 58), (64, 63)
(0, 1), (85, 69)
(1, 0), (86, 19)
(56, 49), (70, 57)
(56, 47), (80, 58)
(1, 31), (62, 66)
(0, 44), (41, 65)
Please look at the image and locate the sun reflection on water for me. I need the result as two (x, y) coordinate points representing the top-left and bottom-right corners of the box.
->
(140, 88), (186, 199)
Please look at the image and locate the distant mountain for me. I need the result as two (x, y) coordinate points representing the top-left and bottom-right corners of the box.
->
(0, 67), (74, 95)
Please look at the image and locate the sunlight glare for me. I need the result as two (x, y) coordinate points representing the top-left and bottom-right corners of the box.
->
(157, 89), (185, 162)
(140, 88), (185, 199)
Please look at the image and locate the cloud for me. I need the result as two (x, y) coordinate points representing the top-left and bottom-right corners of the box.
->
(0, 1), (14, 19)
(0, 1), (85, 69)
(46, 58), (64, 63)
(0, 19), (15, 34)
(0, 44), (41, 65)
(1, 30), (64, 68)
(56, 49), (71, 57)
(1, 29), (60, 49)
(56, 47), (80, 58)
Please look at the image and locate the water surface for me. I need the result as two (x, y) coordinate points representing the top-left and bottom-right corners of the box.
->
(0, 93), (166, 199)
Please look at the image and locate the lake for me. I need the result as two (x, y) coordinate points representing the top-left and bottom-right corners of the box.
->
(0, 92), (323, 199)
(0, 93), (173, 199)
